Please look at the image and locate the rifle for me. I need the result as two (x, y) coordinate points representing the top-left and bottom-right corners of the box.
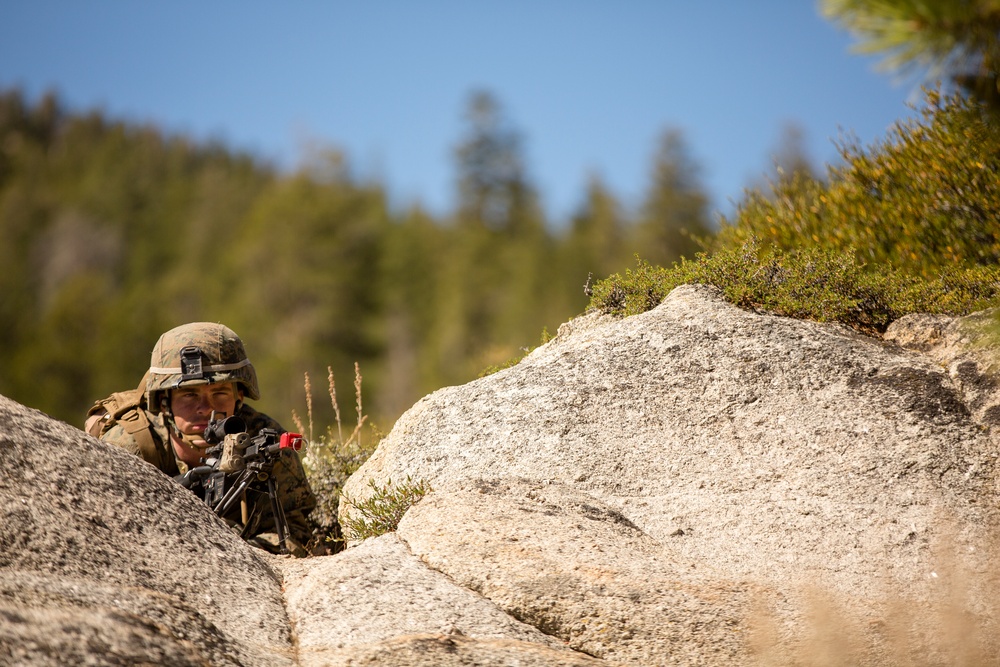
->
(177, 414), (305, 554)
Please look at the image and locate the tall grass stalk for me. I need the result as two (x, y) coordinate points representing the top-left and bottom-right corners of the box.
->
(328, 365), (342, 444)
(354, 362), (363, 451)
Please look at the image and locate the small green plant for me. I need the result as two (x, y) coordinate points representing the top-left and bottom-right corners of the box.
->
(339, 476), (432, 542)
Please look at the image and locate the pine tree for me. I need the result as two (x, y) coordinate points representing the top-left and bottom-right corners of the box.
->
(822, 0), (1000, 107)
(446, 90), (552, 375)
(454, 90), (541, 235)
(770, 122), (820, 187)
(631, 129), (712, 268)
(561, 175), (630, 308)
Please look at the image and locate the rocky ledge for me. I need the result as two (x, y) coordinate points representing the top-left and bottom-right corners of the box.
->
(2, 285), (998, 665)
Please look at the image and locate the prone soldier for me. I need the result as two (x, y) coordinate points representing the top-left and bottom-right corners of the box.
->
(86, 322), (318, 556)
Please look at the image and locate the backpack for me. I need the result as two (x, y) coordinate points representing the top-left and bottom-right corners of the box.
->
(85, 372), (160, 464)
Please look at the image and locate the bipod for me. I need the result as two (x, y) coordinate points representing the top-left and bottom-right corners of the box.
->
(209, 427), (303, 555)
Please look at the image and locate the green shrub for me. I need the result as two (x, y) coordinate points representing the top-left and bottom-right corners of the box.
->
(339, 476), (432, 542)
(588, 239), (1000, 335)
(588, 91), (1000, 333)
(714, 90), (1000, 276)
(297, 363), (429, 544)
(296, 364), (380, 547)
(301, 432), (377, 540)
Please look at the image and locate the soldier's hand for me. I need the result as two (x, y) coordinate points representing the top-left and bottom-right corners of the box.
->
(175, 465), (215, 489)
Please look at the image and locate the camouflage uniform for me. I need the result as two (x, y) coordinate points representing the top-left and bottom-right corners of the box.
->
(101, 403), (317, 550)
(96, 322), (317, 553)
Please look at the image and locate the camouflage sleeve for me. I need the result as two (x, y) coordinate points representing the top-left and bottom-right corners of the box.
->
(100, 422), (144, 457)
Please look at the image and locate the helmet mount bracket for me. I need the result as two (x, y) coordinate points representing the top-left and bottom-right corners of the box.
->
(180, 346), (204, 382)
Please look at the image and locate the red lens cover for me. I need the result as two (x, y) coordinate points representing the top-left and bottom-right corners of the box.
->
(280, 432), (304, 450)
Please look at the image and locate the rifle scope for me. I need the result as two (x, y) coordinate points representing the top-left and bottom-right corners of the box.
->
(203, 415), (247, 444)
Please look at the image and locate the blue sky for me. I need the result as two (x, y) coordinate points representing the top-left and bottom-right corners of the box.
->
(0, 1), (917, 223)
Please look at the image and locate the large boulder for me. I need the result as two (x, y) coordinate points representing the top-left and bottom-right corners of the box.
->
(279, 532), (603, 666)
(885, 309), (1000, 427)
(0, 394), (294, 666)
(0, 393), (601, 665)
(342, 284), (1000, 664)
(4, 283), (1000, 665)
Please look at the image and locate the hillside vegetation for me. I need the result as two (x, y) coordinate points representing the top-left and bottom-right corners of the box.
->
(590, 92), (1000, 334)
(3, 88), (998, 435)
(0, 89), (709, 428)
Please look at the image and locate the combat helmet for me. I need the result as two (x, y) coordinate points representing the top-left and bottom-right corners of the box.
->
(146, 322), (260, 414)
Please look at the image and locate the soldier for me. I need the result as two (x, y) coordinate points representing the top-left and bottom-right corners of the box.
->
(87, 322), (318, 556)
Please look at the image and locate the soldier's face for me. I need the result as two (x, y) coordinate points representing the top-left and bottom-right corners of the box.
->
(170, 382), (241, 436)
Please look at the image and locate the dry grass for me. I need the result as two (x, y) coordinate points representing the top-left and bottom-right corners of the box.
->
(747, 532), (1000, 666)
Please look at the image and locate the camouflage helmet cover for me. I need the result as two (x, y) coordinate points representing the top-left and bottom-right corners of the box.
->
(147, 322), (261, 412)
